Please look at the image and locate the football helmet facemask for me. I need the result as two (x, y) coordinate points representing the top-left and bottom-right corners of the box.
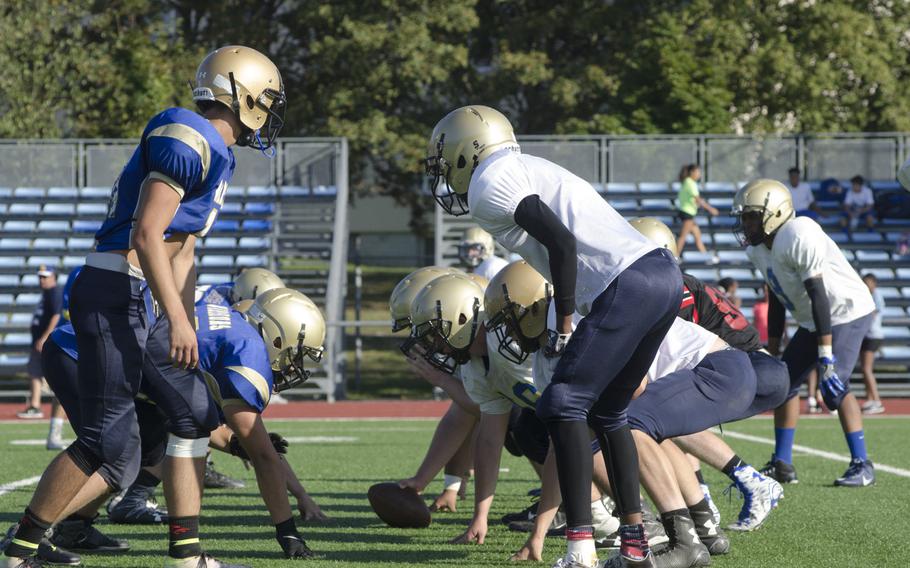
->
(425, 105), (519, 216)
(192, 45), (286, 152)
(458, 226), (496, 268)
(409, 274), (485, 373)
(246, 288), (325, 392)
(484, 260), (551, 364)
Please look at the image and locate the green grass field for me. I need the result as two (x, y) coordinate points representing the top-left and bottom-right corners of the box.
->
(2, 416), (909, 567)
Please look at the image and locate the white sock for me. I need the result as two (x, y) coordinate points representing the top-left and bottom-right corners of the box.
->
(48, 417), (64, 438)
(566, 536), (596, 562)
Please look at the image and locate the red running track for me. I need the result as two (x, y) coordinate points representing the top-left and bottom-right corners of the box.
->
(1, 399), (909, 421)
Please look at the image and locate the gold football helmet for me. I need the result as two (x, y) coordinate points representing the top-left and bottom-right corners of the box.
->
(629, 217), (679, 258)
(192, 45), (286, 150)
(425, 105), (519, 215)
(410, 274), (485, 372)
(458, 226), (496, 268)
(388, 266), (461, 333)
(232, 267), (286, 304)
(245, 288), (325, 392)
(731, 179), (795, 246)
(484, 261), (551, 363)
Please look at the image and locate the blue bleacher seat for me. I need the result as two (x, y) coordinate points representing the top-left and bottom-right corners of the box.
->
(641, 198), (671, 209)
(0, 204), (6, 213)
(739, 306), (754, 319)
(0, 275), (19, 286)
(239, 237), (269, 250)
(198, 273), (231, 285)
(226, 186), (246, 199)
(0, 258), (20, 268)
(879, 287), (901, 299)
(709, 197), (734, 208)
(3, 333), (31, 347)
(686, 268), (718, 281)
(610, 200), (639, 212)
(313, 185), (337, 196)
(242, 219), (271, 232)
(236, 255), (267, 267)
(76, 203), (107, 215)
(37, 220), (70, 232)
(0, 238), (30, 250)
(638, 182), (669, 193)
(718, 268), (754, 281)
(855, 250), (890, 261)
(247, 185), (277, 197)
(605, 183), (636, 193)
(10, 203), (41, 214)
(705, 182), (735, 193)
(79, 187), (111, 198)
(279, 185), (309, 197)
(851, 232), (882, 243)
(0, 354), (29, 366)
(10, 313), (31, 325)
(883, 326), (910, 339)
(203, 237), (236, 249)
(862, 268), (894, 280)
(48, 187), (78, 198)
(4, 220), (36, 232)
(15, 292), (41, 305)
(212, 220), (240, 233)
(882, 345), (910, 359)
(708, 217), (736, 227)
(14, 187), (45, 198)
(66, 238), (94, 251)
(45, 203), (75, 215)
(33, 238), (66, 250)
(712, 233), (738, 246)
(0, 187), (11, 198)
(896, 268), (910, 279)
(871, 180), (902, 192)
(62, 256), (84, 268)
(244, 202), (275, 215)
(20, 274), (37, 287)
(883, 306), (906, 317)
(682, 251), (714, 263)
(73, 220), (101, 233)
(829, 232), (849, 244)
(200, 255), (234, 267)
(716, 250), (748, 263)
(220, 202), (243, 214)
(26, 257), (59, 269)
(738, 287), (759, 301)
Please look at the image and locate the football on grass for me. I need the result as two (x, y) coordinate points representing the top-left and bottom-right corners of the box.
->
(368, 482), (432, 528)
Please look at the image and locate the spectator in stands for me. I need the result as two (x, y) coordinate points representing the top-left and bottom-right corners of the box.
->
(860, 274), (885, 414)
(785, 167), (819, 219)
(717, 277), (742, 309)
(841, 175), (876, 232)
(675, 163), (719, 261)
(753, 284), (769, 345)
(17, 265), (63, 419)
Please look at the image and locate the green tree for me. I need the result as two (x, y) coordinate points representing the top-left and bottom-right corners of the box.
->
(0, 0), (197, 138)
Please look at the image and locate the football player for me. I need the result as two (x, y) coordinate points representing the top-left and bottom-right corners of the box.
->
(427, 105), (681, 568)
(3, 45), (285, 568)
(140, 287), (327, 565)
(404, 273), (620, 547)
(631, 217), (787, 531)
(458, 227), (508, 280)
(732, 180), (876, 487)
(486, 266), (733, 567)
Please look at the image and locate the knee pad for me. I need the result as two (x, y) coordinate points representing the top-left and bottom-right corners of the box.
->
(166, 435), (210, 458)
(65, 440), (103, 476)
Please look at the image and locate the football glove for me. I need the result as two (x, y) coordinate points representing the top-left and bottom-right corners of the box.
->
(544, 331), (572, 358)
(818, 355), (847, 410)
(228, 432), (289, 460)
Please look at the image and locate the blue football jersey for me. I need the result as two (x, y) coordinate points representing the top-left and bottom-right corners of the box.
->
(58, 266), (83, 324)
(196, 301), (273, 413)
(194, 282), (235, 307)
(95, 107), (235, 251)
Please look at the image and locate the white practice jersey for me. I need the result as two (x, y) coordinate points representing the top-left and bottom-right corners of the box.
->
(458, 331), (537, 415)
(473, 255), (509, 281)
(647, 318), (722, 382)
(468, 150), (657, 316)
(747, 217), (875, 331)
(533, 311), (720, 390)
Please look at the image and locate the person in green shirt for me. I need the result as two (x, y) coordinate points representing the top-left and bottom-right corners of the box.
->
(675, 164), (719, 260)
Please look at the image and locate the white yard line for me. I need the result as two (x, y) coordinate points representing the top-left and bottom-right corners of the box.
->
(718, 428), (910, 478)
(0, 476), (42, 497)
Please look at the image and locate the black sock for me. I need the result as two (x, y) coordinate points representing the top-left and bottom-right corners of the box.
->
(660, 508), (691, 526)
(168, 516), (202, 559)
(694, 469), (706, 485)
(546, 420), (594, 528)
(63, 513), (95, 525)
(688, 498), (712, 517)
(5, 508), (51, 558)
(722, 455), (746, 479)
(134, 469), (161, 489)
(598, 425), (642, 516)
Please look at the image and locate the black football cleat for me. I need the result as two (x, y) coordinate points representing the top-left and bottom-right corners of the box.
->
(48, 517), (129, 553)
(758, 456), (799, 484)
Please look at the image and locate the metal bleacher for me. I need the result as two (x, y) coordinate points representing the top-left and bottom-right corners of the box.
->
(0, 138), (350, 401)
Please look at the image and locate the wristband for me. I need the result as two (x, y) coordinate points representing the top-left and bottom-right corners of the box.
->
(443, 474), (462, 492)
(818, 345), (833, 360)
